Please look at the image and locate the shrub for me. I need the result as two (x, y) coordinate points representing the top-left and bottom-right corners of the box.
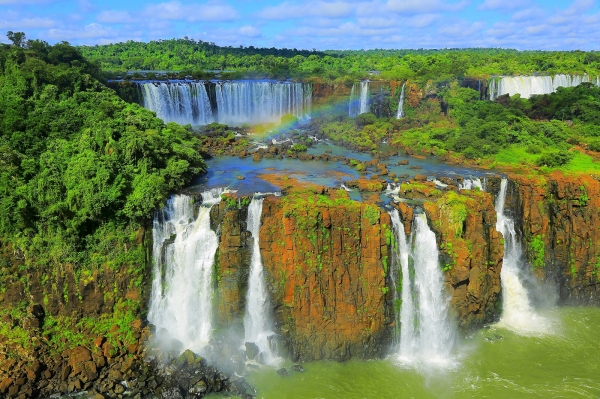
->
(536, 150), (573, 167)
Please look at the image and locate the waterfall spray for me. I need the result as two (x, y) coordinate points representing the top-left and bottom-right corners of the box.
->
(495, 179), (549, 334)
(148, 191), (223, 353)
(396, 83), (406, 119)
(243, 197), (278, 365)
(349, 81), (370, 117)
(389, 210), (456, 365)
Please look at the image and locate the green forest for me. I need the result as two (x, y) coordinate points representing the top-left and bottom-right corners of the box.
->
(0, 35), (206, 353)
(79, 38), (600, 82)
(1, 32), (600, 360)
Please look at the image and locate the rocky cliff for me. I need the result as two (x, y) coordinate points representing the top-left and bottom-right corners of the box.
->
(509, 172), (600, 305)
(395, 180), (504, 332)
(2, 171), (599, 397)
(259, 187), (392, 361)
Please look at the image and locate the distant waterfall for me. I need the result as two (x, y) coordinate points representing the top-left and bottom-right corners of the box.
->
(349, 81), (370, 117)
(389, 210), (456, 364)
(489, 74), (593, 100)
(495, 179), (547, 334)
(396, 83), (406, 119)
(139, 81), (311, 126)
(243, 197), (277, 364)
(148, 191), (223, 353)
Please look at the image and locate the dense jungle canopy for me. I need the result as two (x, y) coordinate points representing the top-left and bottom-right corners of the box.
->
(79, 38), (600, 81)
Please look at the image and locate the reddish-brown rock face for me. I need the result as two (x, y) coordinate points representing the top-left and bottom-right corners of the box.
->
(211, 200), (253, 328)
(420, 190), (503, 331)
(255, 189), (392, 361)
(508, 173), (600, 304)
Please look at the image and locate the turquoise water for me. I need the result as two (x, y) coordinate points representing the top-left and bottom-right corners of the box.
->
(191, 141), (489, 196)
(208, 307), (600, 399)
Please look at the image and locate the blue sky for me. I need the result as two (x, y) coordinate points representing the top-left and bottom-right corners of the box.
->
(1, 0), (599, 50)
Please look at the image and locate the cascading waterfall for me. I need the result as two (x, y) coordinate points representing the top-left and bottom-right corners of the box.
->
(215, 81), (309, 125)
(139, 81), (311, 126)
(494, 179), (547, 334)
(349, 81), (370, 117)
(389, 210), (416, 355)
(459, 177), (483, 190)
(141, 82), (214, 125)
(148, 191), (224, 353)
(389, 210), (456, 364)
(396, 83), (406, 119)
(243, 197), (277, 364)
(489, 74), (593, 100)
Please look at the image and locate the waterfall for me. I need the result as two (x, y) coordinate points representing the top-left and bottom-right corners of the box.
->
(148, 191), (223, 353)
(389, 210), (456, 364)
(215, 81), (308, 125)
(490, 74), (590, 99)
(141, 82), (214, 125)
(139, 81), (311, 126)
(389, 210), (416, 356)
(396, 83), (406, 119)
(349, 81), (370, 117)
(243, 197), (277, 364)
(459, 177), (483, 190)
(495, 179), (547, 334)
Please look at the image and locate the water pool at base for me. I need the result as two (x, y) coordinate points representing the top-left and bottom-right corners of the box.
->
(208, 307), (600, 399)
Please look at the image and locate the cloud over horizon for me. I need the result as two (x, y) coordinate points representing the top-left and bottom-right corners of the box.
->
(0, 0), (598, 50)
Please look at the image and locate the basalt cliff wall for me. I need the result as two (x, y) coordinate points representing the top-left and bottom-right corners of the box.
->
(508, 172), (600, 305)
(1, 173), (599, 397)
(212, 181), (505, 361)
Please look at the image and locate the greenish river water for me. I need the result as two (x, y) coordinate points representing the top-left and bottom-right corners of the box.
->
(211, 307), (600, 399)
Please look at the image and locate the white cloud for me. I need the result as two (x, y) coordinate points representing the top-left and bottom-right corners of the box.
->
(525, 24), (548, 35)
(239, 25), (261, 38)
(0, 0), (56, 4)
(0, 16), (56, 29)
(511, 7), (544, 21)
(564, 0), (595, 15)
(256, 1), (355, 20)
(439, 21), (485, 37)
(478, 0), (526, 11)
(407, 13), (439, 27)
(385, 0), (468, 14)
(78, 0), (97, 13)
(144, 1), (238, 22)
(356, 17), (398, 28)
(97, 10), (136, 24)
(48, 23), (118, 42)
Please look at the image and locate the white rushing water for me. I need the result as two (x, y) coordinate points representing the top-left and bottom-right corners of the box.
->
(389, 210), (416, 356)
(349, 81), (370, 117)
(396, 83), (406, 119)
(494, 179), (548, 334)
(489, 74), (594, 100)
(215, 81), (310, 125)
(243, 197), (278, 364)
(459, 177), (483, 191)
(389, 210), (456, 365)
(142, 82), (214, 126)
(148, 192), (223, 353)
(140, 81), (311, 126)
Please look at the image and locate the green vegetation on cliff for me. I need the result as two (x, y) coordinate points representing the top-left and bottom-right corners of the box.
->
(0, 35), (206, 356)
